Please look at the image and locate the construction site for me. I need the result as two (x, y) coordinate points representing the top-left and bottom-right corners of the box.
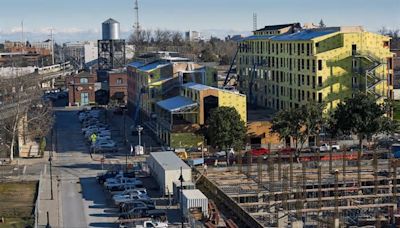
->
(196, 149), (400, 228)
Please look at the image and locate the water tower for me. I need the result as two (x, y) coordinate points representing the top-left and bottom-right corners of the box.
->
(98, 18), (126, 70)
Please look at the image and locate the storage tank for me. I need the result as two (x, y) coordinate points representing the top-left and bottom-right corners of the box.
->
(102, 18), (120, 40)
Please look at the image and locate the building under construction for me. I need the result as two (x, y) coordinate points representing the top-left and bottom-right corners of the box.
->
(196, 150), (400, 227)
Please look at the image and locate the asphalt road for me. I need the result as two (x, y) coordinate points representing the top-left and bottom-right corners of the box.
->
(54, 109), (118, 228)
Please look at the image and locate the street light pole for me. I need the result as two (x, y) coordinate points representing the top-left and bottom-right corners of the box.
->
(179, 167), (184, 228)
(123, 109), (127, 146)
(137, 125), (143, 146)
(48, 155), (53, 200)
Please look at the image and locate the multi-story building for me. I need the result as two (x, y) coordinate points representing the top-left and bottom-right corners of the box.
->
(155, 82), (246, 147)
(67, 72), (97, 106)
(108, 69), (128, 105)
(237, 25), (394, 111)
(127, 52), (218, 120)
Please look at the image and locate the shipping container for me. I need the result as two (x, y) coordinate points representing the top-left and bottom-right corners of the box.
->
(147, 152), (192, 195)
(182, 189), (208, 218)
(173, 181), (196, 203)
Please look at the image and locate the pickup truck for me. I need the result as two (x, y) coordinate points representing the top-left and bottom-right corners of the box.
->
(135, 220), (168, 228)
(312, 143), (340, 152)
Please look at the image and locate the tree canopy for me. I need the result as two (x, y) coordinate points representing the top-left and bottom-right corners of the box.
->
(271, 102), (325, 157)
(206, 106), (246, 151)
(332, 93), (390, 140)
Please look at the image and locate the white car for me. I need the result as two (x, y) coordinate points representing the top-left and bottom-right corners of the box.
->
(111, 188), (147, 196)
(113, 192), (151, 205)
(92, 141), (117, 153)
(105, 178), (143, 190)
(216, 148), (235, 157)
(313, 143), (341, 152)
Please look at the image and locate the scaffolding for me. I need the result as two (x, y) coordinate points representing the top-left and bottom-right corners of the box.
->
(197, 149), (400, 228)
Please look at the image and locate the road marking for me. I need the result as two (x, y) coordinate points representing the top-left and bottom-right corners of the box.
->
(44, 164), (47, 175)
(23, 165), (27, 175)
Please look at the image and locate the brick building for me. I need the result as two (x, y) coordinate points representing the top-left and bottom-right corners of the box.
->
(108, 69), (128, 105)
(67, 71), (97, 106)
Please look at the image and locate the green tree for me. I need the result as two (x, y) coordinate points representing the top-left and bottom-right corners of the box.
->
(206, 107), (246, 157)
(331, 93), (397, 186)
(271, 102), (325, 161)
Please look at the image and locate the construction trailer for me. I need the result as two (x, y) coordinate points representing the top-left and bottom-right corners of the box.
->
(146, 152), (191, 195)
(182, 189), (209, 218)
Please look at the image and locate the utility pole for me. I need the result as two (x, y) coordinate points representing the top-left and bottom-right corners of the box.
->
(48, 155), (53, 200)
(50, 28), (55, 65)
(179, 167), (184, 228)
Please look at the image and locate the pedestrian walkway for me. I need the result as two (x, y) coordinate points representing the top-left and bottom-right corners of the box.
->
(38, 169), (61, 227)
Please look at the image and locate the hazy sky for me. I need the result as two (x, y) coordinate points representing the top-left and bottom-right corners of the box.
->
(0, 0), (399, 42)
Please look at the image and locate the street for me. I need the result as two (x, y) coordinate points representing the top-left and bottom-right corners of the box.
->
(54, 109), (119, 228)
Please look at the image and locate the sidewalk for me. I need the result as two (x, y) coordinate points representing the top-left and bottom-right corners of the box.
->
(37, 163), (61, 227)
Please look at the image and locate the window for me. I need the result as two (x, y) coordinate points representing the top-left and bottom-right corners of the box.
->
(297, 75), (301, 86)
(307, 75), (310, 86)
(318, 76), (322, 87)
(302, 75), (305, 85)
(80, 78), (88, 84)
(116, 78), (123, 85)
(318, 60), (323, 71)
(312, 60), (316, 72)
(384, 41), (389, 48)
(318, 93), (322, 103)
(302, 90), (305, 100)
(388, 58), (393, 69)
(312, 76), (316, 89)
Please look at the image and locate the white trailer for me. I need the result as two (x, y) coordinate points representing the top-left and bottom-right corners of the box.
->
(147, 152), (191, 195)
(182, 189), (208, 218)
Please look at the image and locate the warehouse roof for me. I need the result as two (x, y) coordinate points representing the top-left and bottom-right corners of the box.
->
(182, 189), (207, 200)
(149, 152), (190, 170)
(156, 96), (197, 112)
(271, 27), (340, 41)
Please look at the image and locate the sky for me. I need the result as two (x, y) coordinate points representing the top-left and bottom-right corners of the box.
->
(0, 0), (399, 43)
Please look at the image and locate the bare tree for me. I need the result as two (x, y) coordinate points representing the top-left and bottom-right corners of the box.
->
(0, 73), (53, 160)
(378, 26), (399, 38)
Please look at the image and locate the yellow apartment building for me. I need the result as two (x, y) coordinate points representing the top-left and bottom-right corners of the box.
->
(237, 25), (394, 111)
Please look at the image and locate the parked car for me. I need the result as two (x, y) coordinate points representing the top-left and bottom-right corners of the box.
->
(119, 200), (156, 212)
(105, 178), (143, 191)
(112, 188), (147, 196)
(96, 170), (120, 184)
(346, 144), (368, 152)
(91, 140), (117, 152)
(113, 193), (151, 205)
(250, 148), (270, 156)
(118, 206), (149, 220)
(216, 148), (234, 158)
(279, 147), (296, 155)
(314, 143), (340, 152)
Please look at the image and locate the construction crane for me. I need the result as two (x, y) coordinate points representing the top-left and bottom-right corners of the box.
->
(223, 48), (239, 87)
